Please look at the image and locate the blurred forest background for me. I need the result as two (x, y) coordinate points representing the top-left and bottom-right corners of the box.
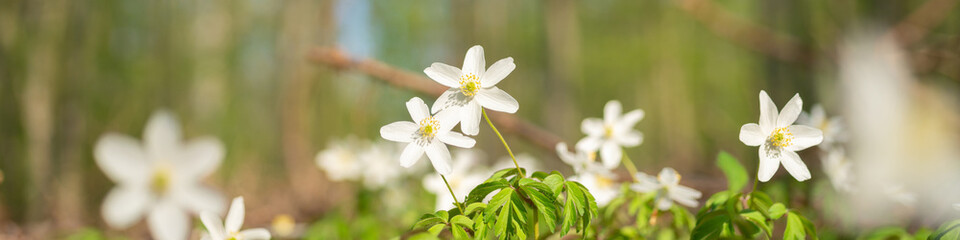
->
(0, 0), (958, 238)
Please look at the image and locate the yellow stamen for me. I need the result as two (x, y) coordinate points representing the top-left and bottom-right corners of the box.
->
(150, 168), (171, 196)
(769, 127), (794, 147)
(418, 116), (440, 138)
(458, 73), (481, 96)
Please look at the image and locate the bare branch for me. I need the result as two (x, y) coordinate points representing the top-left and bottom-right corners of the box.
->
(308, 47), (564, 151)
(887, 0), (960, 47)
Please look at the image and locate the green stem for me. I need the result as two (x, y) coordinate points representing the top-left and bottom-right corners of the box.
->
(622, 152), (640, 181)
(482, 109), (523, 178)
(441, 174), (465, 213)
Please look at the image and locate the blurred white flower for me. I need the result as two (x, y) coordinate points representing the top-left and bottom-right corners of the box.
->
(358, 141), (406, 189)
(630, 168), (702, 210)
(739, 91), (823, 182)
(883, 184), (916, 207)
(380, 97), (476, 175)
(270, 214), (303, 238)
(798, 104), (845, 150)
(570, 169), (620, 206)
(954, 203), (960, 211)
(821, 148), (855, 193)
(423, 150), (487, 210)
(556, 142), (607, 175)
(576, 100), (644, 169)
(425, 45), (519, 136)
(315, 136), (365, 181)
(200, 197), (271, 240)
(94, 111), (226, 240)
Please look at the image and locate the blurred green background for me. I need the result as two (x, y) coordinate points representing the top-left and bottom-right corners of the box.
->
(0, 0), (958, 238)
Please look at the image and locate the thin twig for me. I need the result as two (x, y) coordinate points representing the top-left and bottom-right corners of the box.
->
(886, 0), (960, 47)
(308, 47), (564, 151)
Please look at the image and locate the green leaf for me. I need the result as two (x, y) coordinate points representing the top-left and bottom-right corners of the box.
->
(716, 151), (748, 192)
(768, 203), (787, 220)
(466, 179), (510, 204)
(464, 203), (487, 216)
(749, 191), (773, 218)
(451, 224), (470, 239)
(560, 188), (577, 235)
(543, 173), (566, 197)
(521, 184), (558, 231)
(484, 188), (514, 223)
(473, 213), (488, 240)
(407, 232), (440, 240)
(531, 171), (550, 179)
(427, 224), (445, 237)
(691, 210), (731, 240)
(451, 215), (474, 227)
(933, 220), (960, 240)
(739, 209), (772, 237)
(489, 168), (524, 181)
(413, 215), (444, 230)
(435, 210), (449, 223)
(784, 211), (806, 240)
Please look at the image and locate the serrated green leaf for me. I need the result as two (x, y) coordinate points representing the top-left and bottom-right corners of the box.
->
(435, 210), (449, 223)
(749, 191), (773, 217)
(561, 189), (577, 235)
(690, 211), (731, 240)
(489, 168), (524, 181)
(427, 224), (445, 236)
(484, 188), (515, 223)
(473, 213), (488, 240)
(739, 209), (772, 237)
(451, 215), (474, 228)
(784, 212), (806, 240)
(521, 184), (558, 231)
(466, 179), (510, 204)
(799, 211), (818, 240)
(464, 202), (487, 216)
(933, 220), (960, 240)
(413, 216), (444, 230)
(716, 151), (748, 192)
(543, 174), (565, 197)
(451, 224), (470, 239)
(768, 203), (787, 220)
(531, 171), (550, 179)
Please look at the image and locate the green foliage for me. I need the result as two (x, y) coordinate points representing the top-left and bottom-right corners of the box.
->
(717, 151), (749, 192)
(408, 169), (597, 239)
(931, 220), (960, 239)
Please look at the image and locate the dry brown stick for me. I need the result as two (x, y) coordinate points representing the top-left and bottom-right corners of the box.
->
(675, 0), (814, 65)
(887, 0), (960, 47)
(308, 47), (564, 151)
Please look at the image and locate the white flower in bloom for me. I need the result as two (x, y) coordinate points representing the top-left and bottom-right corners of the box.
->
(315, 136), (365, 181)
(821, 148), (854, 193)
(630, 168), (702, 210)
(576, 100), (644, 169)
(739, 91), (823, 182)
(423, 150), (487, 210)
(556, 142), (607, 175)
(569, 169), (620, 206)
(200, 197), (271, 240)
(94, 111), (226, 240)
(358, 141), (406, 189)
(380, 97), (476, 175)
(425, 45), (520, 136)
(798, 104), (845, 150)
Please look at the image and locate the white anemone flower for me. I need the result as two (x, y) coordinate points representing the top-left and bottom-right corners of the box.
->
(569, 169), (620, 206)
(821, 148), (855, 193)
(798, 104), (845, 150)
(425, 45), (520, 136)
(380, 97), (476, 175)
(575, 100), (644, 169)
(423, 150), (487, 210)
(358, 141), (406, 189)
(94, 111), (226, 240)
(200, 197), (271, 240)
(556, 142), (607, 175)
(315, 136), (365, 181)
(630, 168), (702, 210)
(739, 91), (823, 182)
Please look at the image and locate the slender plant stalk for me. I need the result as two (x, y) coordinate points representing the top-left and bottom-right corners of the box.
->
(441, 174), (465, 213)
(622, 152), (640, 181)
(482, 109), (524, 178)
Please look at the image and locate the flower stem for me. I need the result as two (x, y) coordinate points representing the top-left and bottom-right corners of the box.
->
(482, 109), (523, 178)
(622, 152), (640, 181)
(441, 174), (464, 213)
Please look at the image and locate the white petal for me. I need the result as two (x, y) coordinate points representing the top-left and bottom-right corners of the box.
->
(406, 97), (430, 122)
(144, 110), (182, 161)
(238, 228), (272, 240)
(424, 140), (453, 175)
(658, 168), (680, 185)
(785, 125), (823, 151)
(380, 122), (417, 142)
(777, 94), (803, 128)
(656, 197), (673, 211)
(200, 211), (225, 240)
(603, 100), (622, 125)
(176, 137), (224, 181)
(94, 134), (150, 184)
(459, 101), (482, 136)
(434, 108), (460, 132)
(738, 123), (765, 146)
(580, 118), (604, 137)
(147, 201), (189, 240)
(461, 45), (486, 77)
(432, 89), (467, 114)
(555, 142), (579, 166)
(438, 132), (475, 148)
(480, 57), (514, 87)
(424, 63), (462, 88)
(399, 143), (424, 168)
(224, 197), (245, 233)
(757, 145), (780, 182)
(617, 109), (645, 129)
(101, 186), (151, 229)
(780, 150), (811, 181)
(615, 130), (643, 147)
(600, 141), (622, 169)
(758, 91), (778, 133)
(669, 186), (701, 208)
(171, 185), (226, 215)
(630, 173), (660, 192)
(575, 136), (603, 152)
(476, 87), (519, 113)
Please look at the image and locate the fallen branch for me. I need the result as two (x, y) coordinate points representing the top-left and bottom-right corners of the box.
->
(308, 47), (564, 152)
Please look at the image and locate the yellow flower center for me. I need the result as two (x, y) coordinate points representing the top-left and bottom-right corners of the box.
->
(768, 127), (794, 147)
(603, 125), (614, 138)
(272, 214), (296, 237)
(459, 73), (481, 96)
(150, 167), (172, 196)
(597, 175), (615, 188)
(418, 116), (440, 139)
